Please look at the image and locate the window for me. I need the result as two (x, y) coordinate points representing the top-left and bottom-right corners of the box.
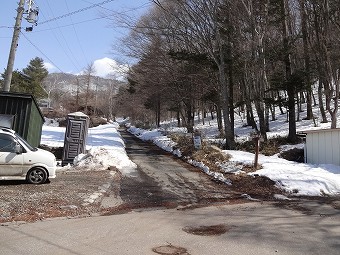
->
(0, 134), (17, 152)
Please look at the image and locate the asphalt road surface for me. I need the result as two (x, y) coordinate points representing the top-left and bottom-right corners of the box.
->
(117, 128), (240, 209)
(0, 128), (339, 255)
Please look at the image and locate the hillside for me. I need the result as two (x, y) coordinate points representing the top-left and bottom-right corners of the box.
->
(43, 72), (125, 96)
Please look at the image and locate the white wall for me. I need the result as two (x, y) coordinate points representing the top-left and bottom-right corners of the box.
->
(306, 130), (340, 165)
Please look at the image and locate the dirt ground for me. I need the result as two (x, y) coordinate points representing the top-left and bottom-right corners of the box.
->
(0, 169), (117, 223)
(1, 164), (339, 224)
(0, 163), (272, 224)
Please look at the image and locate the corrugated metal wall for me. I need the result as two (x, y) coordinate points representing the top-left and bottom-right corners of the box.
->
(27, 102), (43, 147)
(306, 130), (340, 165)
(0, 92), (44, 147)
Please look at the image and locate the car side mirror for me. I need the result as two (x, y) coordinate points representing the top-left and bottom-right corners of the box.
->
(15, 144), (22, 154)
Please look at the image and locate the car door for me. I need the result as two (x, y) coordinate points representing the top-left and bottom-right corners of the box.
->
(0, 133), (23, 176)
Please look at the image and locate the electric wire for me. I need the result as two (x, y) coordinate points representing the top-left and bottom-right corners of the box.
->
(45, 0), (83, 70)
(38, 0), (82, 72)
(81, 0), (152, 14)
(64, 0), (88, 64)
(0, 26), (14, 38)
(32, 1), (153, 34)
(32, 16), (111, 33)
(20, 31), (64, 73)
(81, 0), (117, 13)
(12, 1), (152, 75)
(38, 0), (117, 25)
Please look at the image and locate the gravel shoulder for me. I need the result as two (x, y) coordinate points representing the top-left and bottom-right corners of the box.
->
(0, 169), (117, 223)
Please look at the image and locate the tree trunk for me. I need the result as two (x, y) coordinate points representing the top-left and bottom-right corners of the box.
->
(265, 104), (270, 132)
(217, 29), (235, 149)
(278, 93), (285, 114)
(255, 101), (267, 139)
(270, 104), (276, 121)
(287, 87), (297, 142)
(177, 109), (181, 127)
(186, 101), (194, 133)
(318, 80), (328, 123)
(299, 0), (313, 120)
(281, 0), (297, 143)
(156, 97), (161, 127)
(296, 92), (300, 122)
(246, 101), (257, 129)
(216, 104), (223, 134)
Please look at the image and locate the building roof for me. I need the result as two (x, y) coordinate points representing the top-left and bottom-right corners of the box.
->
(68, 112), (89, 118)
(0, 91), (44, 121)
(297, 128), (340, 135)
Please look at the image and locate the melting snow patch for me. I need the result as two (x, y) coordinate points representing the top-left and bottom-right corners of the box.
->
(217, 162), (245, 174)
(187, 159), (232, 185)
(241, 194), (260, 201)
(73, 147), (137, 176)
(274, 194), (291, 200)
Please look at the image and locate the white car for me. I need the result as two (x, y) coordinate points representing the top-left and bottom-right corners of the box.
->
(0, 127), (56, 184)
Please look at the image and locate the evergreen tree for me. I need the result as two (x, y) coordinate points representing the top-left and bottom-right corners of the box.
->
(1, 69), (29, 93)
(21, 57), (48, 99)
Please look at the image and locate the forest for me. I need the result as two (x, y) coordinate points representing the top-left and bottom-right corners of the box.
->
(115, 0), (340, 150)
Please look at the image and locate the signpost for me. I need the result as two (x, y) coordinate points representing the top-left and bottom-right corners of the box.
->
(193, 129), (202, 150)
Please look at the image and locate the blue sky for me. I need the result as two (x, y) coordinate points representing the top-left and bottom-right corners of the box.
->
(0, 0), (151, 77)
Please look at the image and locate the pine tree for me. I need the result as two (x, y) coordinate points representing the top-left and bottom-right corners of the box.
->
(21, 57), (48, 99)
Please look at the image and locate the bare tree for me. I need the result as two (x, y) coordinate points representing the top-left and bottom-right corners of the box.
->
(309, 0), (340, 128)
(83, 62), (96, 115)
(145, 0), (236, 148)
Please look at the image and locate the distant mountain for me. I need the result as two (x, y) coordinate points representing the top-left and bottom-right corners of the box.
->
(43, 72), (126, 96)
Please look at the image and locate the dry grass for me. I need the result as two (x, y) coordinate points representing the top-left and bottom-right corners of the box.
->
(170, 134), (230, 164)
(236, 136), (302, 156)
(169, 133), (287, 199)
(192, 146), (230, 163)
(279, 148), (304, 162)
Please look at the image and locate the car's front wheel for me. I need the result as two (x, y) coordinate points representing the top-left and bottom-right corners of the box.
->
(26, 167), (48, 184)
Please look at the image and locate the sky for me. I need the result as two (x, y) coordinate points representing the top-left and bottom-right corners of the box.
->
(0, 0), (151, 78)
(41, 107), (340, 197)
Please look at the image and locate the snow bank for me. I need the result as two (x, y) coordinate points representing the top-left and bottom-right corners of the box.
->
(128, 126), (182, 157)
(128, 124), (340, 196)
(226, 150), (340, 196)
(42, 123), (137, 176)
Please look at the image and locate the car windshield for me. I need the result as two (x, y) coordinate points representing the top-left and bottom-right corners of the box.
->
(15, 133), (37, 151)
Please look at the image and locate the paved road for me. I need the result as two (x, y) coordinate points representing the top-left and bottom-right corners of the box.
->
(0, 129), (340, 254)
(117, 128), (239, 209)
(1, 202), (339, 255)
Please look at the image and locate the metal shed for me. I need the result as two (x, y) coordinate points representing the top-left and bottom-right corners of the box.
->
(299, 129), (340, 166)
(62, 112), (89, 166)
(0, 92), (44, 147)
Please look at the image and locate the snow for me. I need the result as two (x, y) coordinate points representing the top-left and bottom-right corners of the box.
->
(226, 150), (340, 196)
(123, 111), (340, 197)
(41, 122), (137, 176)
(41, 105), (340, 196)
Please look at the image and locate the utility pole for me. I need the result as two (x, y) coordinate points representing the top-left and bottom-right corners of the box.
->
(2, 0), (25, 92)
(2, 0), (39, 92)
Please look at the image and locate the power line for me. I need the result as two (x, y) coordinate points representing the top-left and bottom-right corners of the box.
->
(33, 16), (108, 32)
(20, 31), (64, 73)
(32, 1), (153, 33)
(38, 0), (117, 25)
(81, 0), (116, 13)
(64, 0), (88, 64)
(2, 2), (152, 31)
(40, 0), (82, 72)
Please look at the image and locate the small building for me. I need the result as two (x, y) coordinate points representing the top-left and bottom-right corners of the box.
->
(299, 129), (340, 166)
(0, 92), (44, 147)
(62, 112), (89, 166)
